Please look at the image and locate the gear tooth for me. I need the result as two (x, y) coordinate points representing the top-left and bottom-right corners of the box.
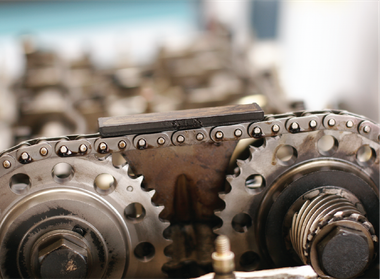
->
(148, 189), (156, 198)
(249, 145), (256, 154)
(226, 175), (234, 183)
(219, 193), (226, 200)
(236, 159), (245, 168)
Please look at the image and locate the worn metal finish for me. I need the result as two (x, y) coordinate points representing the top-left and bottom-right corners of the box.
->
(99, 104), (264, 137)
(0, 105), (379, 278)
(195, 265), (317, 279)
(217, 110), (379, 277)
(0, 155), (168, 278)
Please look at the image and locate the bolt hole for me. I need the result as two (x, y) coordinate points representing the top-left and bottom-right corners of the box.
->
(134, 242), (155, 262)
(239, 251), (260, 271)
(9, 173), (30, 195)
(356, 145), (376, 166)
(52, 163), (74, 183)
(125, 203), (146, 222)
(245, 174), (265, 195)
(232, 213), (252, 233)
(94, 173), (116, 195)
(276, 145), (297, 166)
(318, 135), (338, 156)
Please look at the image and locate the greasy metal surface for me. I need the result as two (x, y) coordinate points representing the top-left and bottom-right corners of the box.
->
(195, 265), (317, 279)
(99, 104), (264, 137)
(124, 141), (237, 275)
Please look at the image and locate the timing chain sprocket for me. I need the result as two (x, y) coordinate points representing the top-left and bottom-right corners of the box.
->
(216, 111), (379, 278)
(0, 103), (378, 278)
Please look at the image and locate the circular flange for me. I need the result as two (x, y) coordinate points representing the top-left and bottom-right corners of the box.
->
(0, 155), (169, 278)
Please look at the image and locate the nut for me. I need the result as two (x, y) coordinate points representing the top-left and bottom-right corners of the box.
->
(316, 226), (372, 279)
(38, 238), (88, 279)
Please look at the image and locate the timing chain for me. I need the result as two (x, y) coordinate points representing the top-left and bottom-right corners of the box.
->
(1, 108), (379, 178)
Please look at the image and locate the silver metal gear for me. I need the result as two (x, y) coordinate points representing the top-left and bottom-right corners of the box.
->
(0, 153), (170, 278)
(216, 125), (379, 275)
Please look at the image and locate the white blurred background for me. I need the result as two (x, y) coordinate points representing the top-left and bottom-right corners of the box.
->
(0, 0), (378, 150)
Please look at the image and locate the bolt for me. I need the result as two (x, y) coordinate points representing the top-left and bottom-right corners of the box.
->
(328, 119), (336, 127)
(215, 131), (224, 140)
(118, 140), (127, 149)
(20, 152), (29, 161)
(137, 139), (146, 148)
(157, 137), (165, 145)
(363, 125), (371, 133)
(2, 160), (11, 169)
(212, 235), (235, 275)
(99, 142), (107, 151)
(346, 120), (354, 128)
(196, 133), (204, 141)
(177, 135), (185, 143)
(272, 125), (280, 133)
(252, 127), (262, 138)
(38, 238), (88, 279)
(79, 144), (87, 153)
(316, 226), (372, 279)
(60, 146), (68, 154)
(309, 120), (317, 129)
(234, 129), (243, 137)
(40, 147), (48, 156)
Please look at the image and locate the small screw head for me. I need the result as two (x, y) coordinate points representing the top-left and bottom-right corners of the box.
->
(252, 127), (262, 138)
(215, 131), (224, 140)
(157, 137), (166, 145)
(363, 125), (371, 133)
(138, 139), (147, 148)
(60, 146), (68, 154)
(328, 118), (336, 127)
(40, 147), (48, 156)
(2, 160), (11, 169)
(346, 120), (354, 128)
(309, 120), (317, 129)
(177, 135), (185, 143)
(272, 125), (280, 133)
(79, 144), (87, 153)
(196, 133), (204, 141)
(20, 152), (29, 161)
(118, 140), (127, 149)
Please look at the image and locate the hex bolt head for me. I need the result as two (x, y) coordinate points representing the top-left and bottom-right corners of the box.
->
(316, 226), (372, 279)
(157, 137), (165, 145)
(2, 160), (11, 169)
(196, 133), (204, 141)
(328, 118), (336, 127)
(38, 238), (88, 279)
(40, 147), (48, 156)
(118, 140), (127, 149)
(215, 131), (224, 140)
(309, 120), (317, 129)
